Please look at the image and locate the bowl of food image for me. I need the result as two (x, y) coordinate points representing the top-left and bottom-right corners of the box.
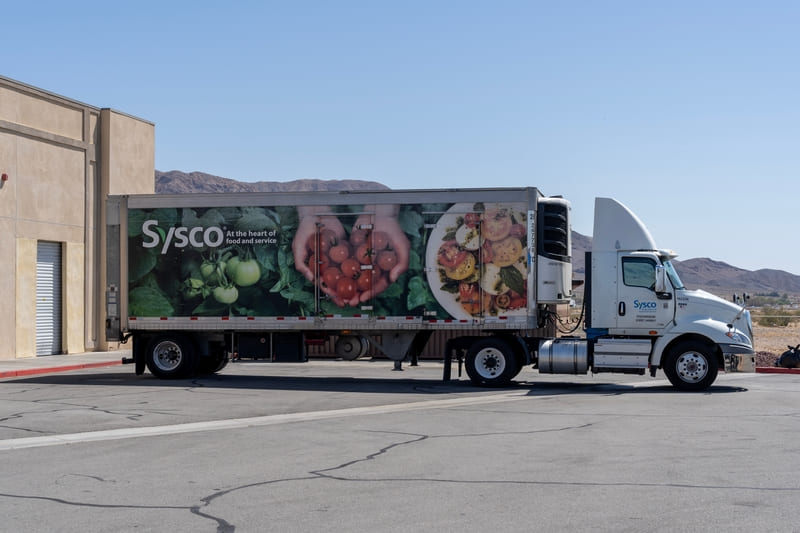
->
(425, 203), (529, 320)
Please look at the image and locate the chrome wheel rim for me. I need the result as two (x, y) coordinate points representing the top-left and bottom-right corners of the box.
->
(152, 340), (183, 373)
(475, 347), (506, 379)
(676, 351), (708, 383)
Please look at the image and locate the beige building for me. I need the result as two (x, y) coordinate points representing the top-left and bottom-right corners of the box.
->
(0, 75), (154, 359)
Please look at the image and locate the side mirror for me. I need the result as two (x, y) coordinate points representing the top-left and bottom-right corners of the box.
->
(655, 265), (667, 293)
(654, 265), (672, 299)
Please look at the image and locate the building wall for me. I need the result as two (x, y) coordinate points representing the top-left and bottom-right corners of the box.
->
(0, 132), (16, 357)
(0, 76), (154, 359)
(14, 239), (37, 357)
(104, 110), (156, 196)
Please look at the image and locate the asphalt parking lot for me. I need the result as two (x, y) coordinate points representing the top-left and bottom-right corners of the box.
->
(1, 359), (798, 532)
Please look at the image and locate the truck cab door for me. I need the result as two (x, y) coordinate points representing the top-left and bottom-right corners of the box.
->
(614, 254), (674, 334)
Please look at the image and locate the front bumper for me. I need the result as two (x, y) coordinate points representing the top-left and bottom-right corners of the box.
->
(722, 344), (756, 373)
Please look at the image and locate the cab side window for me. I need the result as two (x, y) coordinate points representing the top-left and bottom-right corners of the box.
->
(622, 257), (656, 289)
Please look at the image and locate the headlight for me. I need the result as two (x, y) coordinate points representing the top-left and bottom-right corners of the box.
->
(726, 330), (751, 346)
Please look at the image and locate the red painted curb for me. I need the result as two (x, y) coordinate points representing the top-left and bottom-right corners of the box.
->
(756, 367), (800, 374)
(0, 360), (122, 379)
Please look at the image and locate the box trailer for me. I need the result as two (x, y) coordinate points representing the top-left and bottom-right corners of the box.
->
(105, 187), (755, 390)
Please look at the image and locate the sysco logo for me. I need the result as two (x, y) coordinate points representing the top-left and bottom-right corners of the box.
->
(141, 220), (224, 254)
(633, 300), (658, 310)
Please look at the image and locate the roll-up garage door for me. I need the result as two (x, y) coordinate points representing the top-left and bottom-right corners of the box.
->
(36, 241), (62, 356)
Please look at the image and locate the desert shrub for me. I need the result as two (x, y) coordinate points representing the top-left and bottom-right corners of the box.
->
(757, 307), (793, 327)
(750, 293), (792, 307)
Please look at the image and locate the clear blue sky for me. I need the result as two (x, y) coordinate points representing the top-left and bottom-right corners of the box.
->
(4, 1), (799, 275)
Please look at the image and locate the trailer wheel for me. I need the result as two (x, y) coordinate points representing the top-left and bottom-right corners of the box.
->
(465, 338), (520, 387)
(196, 353), (228, 375)
(662, 340), (718, 391)
(335, 335), (368, 360)
(145, 335), (196, 379)
(212, 354), (229, 373)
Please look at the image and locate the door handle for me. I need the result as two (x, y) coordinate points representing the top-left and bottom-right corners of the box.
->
(618, 301), (626, 316)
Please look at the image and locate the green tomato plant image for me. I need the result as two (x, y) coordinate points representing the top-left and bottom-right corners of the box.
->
(126, 203), (450, 319)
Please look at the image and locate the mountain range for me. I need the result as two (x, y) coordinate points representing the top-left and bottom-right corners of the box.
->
(155, 170), (800, 296)
(156, 170), (389, 194)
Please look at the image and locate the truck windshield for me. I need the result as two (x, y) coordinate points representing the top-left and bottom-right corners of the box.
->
(663, 260), (685, 290)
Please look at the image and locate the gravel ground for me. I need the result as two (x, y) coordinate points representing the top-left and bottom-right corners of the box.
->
(753, 321), (800, 367)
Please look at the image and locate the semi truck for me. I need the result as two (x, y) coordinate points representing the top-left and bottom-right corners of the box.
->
(105, 187), (755, 391)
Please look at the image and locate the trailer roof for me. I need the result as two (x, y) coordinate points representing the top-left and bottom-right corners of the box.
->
(118, 187), (545, 209)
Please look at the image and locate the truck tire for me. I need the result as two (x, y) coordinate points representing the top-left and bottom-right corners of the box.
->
(662, 340), (718, 391)
(145, 335), (196, 379)
(335, 335), (367, 360)
(465, 338), (520, 387)
(196, 353), (228, 375)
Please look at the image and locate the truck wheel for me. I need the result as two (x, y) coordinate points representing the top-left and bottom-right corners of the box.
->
(465, 338), (520, 387)
(663, 340), (718, 391)
(212, 354), (229, 373)
(196, 353), (228, 375)
(145, 335), (196, 379)
(335, 335), (366, 360)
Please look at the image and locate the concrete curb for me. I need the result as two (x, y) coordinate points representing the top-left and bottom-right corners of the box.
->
(0, 360), (122, 379)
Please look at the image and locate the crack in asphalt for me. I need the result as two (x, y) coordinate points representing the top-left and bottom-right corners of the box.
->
(311, 431), (429, 479)
(2, 420), (799, 532)
(0, 486), (240, 532)
(194, 423), (800, 530)
(0, 425), (48, 435)
(55, 473), (115, 486)
(188, 475), (318, 532)
(0, 398), (182, 437)
(37, 399), (179, 420)
(0, 414), (50, 435)
(0, 491), (187, 511)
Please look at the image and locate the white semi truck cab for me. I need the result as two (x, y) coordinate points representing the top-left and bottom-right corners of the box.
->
(539, 198), (755, 390)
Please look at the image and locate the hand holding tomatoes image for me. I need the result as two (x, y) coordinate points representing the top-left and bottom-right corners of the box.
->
(292, 204), (411, 308)
(292, 207), (346, 282)
(350, 207), (410, 304)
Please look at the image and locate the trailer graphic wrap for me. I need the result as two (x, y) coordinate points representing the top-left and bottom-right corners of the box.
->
(126, 202), (528, 320)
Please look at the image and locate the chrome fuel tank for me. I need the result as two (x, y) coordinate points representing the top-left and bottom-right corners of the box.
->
(538, 338), (589, 374)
